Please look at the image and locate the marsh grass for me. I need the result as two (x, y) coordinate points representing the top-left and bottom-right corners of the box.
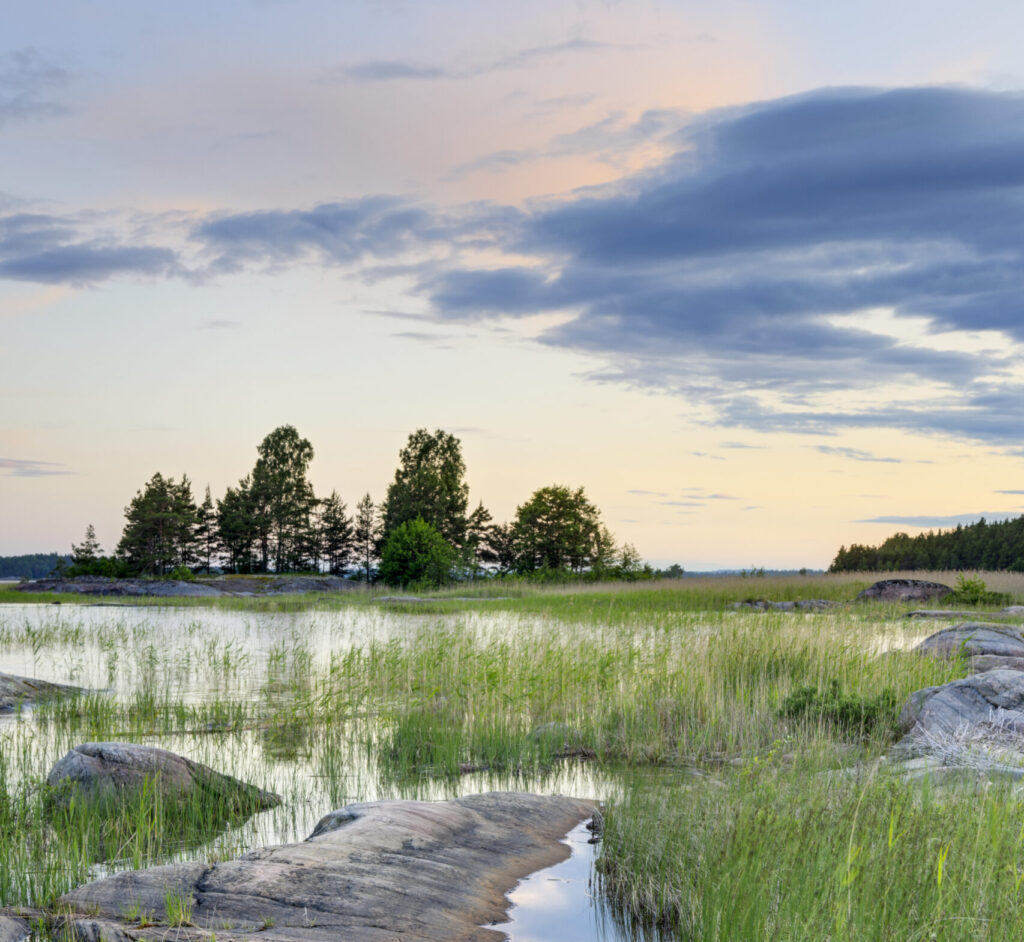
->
(0, 575), (1020, 937)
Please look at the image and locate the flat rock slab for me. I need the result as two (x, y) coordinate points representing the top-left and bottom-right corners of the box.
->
(731, 599), (839, 611)
(49, 792), (595, 942)
(857, 579), (952, 602)
(0, 671), (80, 712)
(16, 576), (360, 598)
(48, 742), (280, 811)
(908, 607), (1024, 619)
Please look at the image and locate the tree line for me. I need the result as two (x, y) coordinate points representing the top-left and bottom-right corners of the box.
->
(66, 425), (653, 587)
(829, 515), (1024, 573)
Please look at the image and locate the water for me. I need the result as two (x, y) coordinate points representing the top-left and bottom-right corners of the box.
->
(0, 602), (659, 940)
(497, 822), (668, 942)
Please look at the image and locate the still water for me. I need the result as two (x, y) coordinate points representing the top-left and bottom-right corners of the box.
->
(0, 602), (669, 941)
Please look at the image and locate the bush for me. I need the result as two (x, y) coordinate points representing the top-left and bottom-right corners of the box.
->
(378, 519), (455, 589)
(168, 565), (195, 582)
(779, 679), (898, 737)
(946, 573), (1011, 607)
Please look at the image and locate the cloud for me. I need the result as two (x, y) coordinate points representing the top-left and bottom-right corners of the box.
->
(0, 48), (70, 127)
(446, 108), (685, 179)
(420, 86), (1024, 448)
(657, 500), (704, 507)
(719, 441), (762, 449)
(627, 489), (668, 496)
(815, 445), (901, 463)
(0, 211), (178, 285)
(0, 457), (72, 477)
(996, 489), (1024, 495)
(855, 512), (1019, 527)
(336, 38), (628, 83)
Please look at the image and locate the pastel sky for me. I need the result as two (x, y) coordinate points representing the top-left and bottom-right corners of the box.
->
(4, 0), (1024, 569)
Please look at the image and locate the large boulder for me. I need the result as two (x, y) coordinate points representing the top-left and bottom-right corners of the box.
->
(915, 623), (1024, 660)
(895, 669), (1024, 773)
(49, 792), (596, 942)
(0, 671), (79, 712)
(857, 579), (952, 603)
(47, 742), (280, 812)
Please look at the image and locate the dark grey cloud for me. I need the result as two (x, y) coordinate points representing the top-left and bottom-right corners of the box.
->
(0, 210), (178, 285)
(337, 38), (628, 83)
(419, 86), (1024, 447)
(996, 489), (1024, 495)
(0, 457), (72, 477)
(816, 446), (901, 463)
(0, 48), (69, 127)
(855, 512), (1019, 527)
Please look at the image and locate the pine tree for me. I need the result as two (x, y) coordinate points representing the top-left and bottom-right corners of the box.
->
(320, 490), (353, 575)
(353, 493), (380, 582)
(194, 485), (217, 573)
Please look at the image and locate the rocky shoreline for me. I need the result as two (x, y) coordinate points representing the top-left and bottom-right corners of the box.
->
(13, 575), (361, 598)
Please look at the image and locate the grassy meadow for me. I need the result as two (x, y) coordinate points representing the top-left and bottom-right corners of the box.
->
(2, 572), (1024, 938)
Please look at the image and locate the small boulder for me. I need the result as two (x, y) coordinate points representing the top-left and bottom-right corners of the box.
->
(47, 742), (280, 811)
(857, 579), (952, 603)
(0, 671), (80, 712)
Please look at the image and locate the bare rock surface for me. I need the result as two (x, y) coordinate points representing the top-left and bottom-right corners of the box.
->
(0, 671), (80, 712)
(47, 742), (280, 811)
(908, 607), (1024, 619)
(895, 669), (1024, 772)
(49, 792), (595, 942)
(731, 599), (839, 611)
(0, 916), (28, 942)
(16, 575), (360, 598)
(915, 623), (1024, 661)
(857, 578), (952, 602)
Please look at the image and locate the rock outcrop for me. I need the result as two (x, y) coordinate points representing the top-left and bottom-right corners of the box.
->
(47, 742), (280, 812)
(39, 792), (596, 942)
(856, 579), (952, 602)
(895, 669), (1024, 775)
(16, 575), (360, 598)
(732, 599), (839, 611)
(0, 671), (80, 712)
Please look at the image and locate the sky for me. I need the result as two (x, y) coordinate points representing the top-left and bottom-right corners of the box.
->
(4, 1), (1024, 569)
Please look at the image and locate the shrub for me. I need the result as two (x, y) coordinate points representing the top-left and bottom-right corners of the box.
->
(946, 573), (1011, 607)
(378, 518), (455, 589)
(779, 679), (898, 737)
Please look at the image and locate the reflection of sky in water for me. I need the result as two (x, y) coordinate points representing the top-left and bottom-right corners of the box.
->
(495, 822), (667, 942)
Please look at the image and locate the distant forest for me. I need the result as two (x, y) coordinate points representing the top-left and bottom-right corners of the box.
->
(830, 516), (1024, 572)
(0, 553), (69, 579)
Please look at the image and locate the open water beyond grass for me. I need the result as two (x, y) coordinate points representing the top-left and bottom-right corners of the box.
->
(2, 582), (1020, 940)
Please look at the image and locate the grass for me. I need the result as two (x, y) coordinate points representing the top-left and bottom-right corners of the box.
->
(2, 571), (1023, 938)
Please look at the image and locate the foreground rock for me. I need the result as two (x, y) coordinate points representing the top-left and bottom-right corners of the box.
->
(0, 671), (80, 712)
(10, 792), (595, 942)
(857, 578), (952, 602)
(894, 669), (1024, 775)
(47, 742), (280, 811)
(908, 608), (1024, 619)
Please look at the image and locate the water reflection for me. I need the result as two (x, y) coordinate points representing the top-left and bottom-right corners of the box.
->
(497, 821), (670, 942)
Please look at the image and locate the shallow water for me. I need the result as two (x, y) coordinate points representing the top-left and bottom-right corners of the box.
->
(0, 602), (661, 940)
(497, 821), (668, 942)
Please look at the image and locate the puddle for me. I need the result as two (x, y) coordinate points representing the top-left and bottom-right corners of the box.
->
(494, 820), (666, 942)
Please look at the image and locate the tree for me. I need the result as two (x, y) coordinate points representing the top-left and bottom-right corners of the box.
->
(382, 429), (469, 548)
(117, 473), (197, 576)
(510, 485), (606, 575)
(217, 476), (259, 573)
(378, 518), (456, 589)
(193, 485), (217, 573)
(249, 425), (317, 572)
(461, 501), (494, 578)
(72, 524), (102, 565)
(319, 490), (353, 575)
(353, 493), (380, 582)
